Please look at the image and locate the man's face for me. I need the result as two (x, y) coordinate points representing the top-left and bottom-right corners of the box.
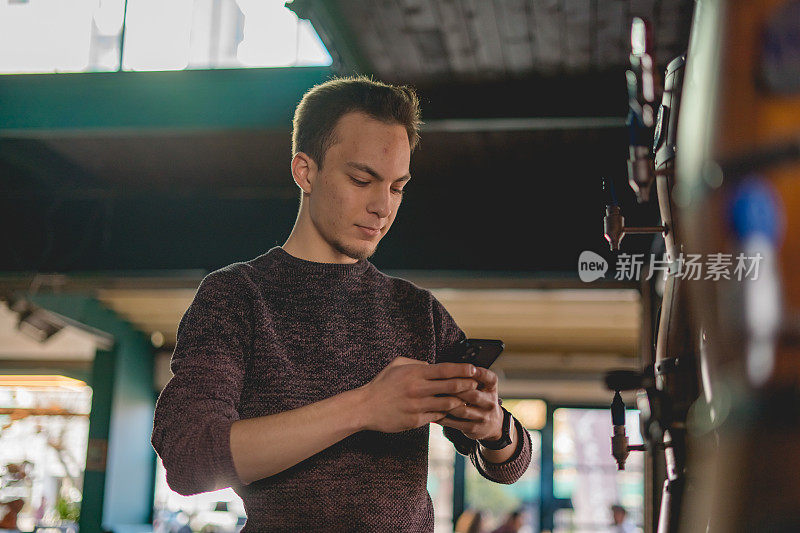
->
(306, 111), (411, 261)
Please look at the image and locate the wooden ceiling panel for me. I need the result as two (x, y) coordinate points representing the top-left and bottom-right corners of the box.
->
(303, 0), (693, 81)
(494, 0), (535, 74)
(595, 0), (628, 69)
(433, 0), (478, 76)
(398, 0), (439, 31)
(530, 0), (565, 70)
(346, 1), (394, 75)
(465, 0), (507, 77)
(385, 0), (429, 75)
(563, 0), (593, 71)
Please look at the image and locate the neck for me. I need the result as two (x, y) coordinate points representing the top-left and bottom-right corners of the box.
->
(282, 206), (358, 264)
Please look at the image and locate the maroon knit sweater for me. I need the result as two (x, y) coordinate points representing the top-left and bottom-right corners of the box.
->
(152, 246), (532, 532)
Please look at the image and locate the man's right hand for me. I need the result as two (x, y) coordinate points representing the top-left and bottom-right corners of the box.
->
(359, 356), (479, 433)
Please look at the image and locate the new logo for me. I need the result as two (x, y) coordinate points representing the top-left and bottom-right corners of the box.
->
(578, 251), (608, 282)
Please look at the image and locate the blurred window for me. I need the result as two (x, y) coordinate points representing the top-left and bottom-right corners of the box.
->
(0, 0), (331, 74)
(429, 424), (456, 533)
(153, 457), (246, 533)
(463, 400), (545, 533)
(553, 408), (644, 533)
(0, 377), (91, 532)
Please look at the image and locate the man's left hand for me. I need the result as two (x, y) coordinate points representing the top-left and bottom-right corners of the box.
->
(433, 366), (503, 441)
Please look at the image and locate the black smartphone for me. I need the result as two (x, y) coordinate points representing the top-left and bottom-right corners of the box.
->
(443, 338), (504, 368)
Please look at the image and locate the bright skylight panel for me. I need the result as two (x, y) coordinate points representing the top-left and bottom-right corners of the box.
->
(0, 0), (333, 74)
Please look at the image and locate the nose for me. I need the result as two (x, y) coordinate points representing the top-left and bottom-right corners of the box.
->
(367, 185), (393, 219)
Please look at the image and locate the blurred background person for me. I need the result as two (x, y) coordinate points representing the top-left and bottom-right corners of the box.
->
(490, 508), (526, 533)
(454, 508), (483, 533)
(611, 504), (636, 533)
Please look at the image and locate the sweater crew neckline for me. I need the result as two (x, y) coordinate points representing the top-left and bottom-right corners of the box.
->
(267, 245), (371, 277)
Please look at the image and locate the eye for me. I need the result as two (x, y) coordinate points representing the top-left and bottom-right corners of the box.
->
(350, 176), (369, 186)
(391, 188), (405, 196)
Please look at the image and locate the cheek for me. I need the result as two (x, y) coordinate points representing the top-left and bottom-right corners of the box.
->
(392, 197), (403, 216)
(326, 185), (360, 226)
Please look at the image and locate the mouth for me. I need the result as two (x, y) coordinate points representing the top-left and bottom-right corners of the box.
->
(355, 224), (382, 238)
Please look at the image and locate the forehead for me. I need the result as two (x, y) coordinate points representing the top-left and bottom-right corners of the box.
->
(326, 112), (411, 168)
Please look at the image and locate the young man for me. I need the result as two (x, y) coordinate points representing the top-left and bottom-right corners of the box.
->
(152, 76), (532, 532)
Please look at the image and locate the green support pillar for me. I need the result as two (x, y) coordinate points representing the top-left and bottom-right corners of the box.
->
(540, 404), (555, 531)
(452, 452), (466, 529)
(27, 294), (155, 533)
(81, 348), (116, 533)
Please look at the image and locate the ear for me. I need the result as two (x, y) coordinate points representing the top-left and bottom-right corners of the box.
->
(291, 152), (317, 194)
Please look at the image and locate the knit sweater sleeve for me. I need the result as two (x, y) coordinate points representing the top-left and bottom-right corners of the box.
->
(151, 268), (251, 496)
(430, 293), (532, 484)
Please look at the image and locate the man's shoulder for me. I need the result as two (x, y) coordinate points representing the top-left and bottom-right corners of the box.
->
(370, 268), (433, 302)
(203, 248), (284, 286)
(200, 261), (251, 286)
(194, 257), (265, 301)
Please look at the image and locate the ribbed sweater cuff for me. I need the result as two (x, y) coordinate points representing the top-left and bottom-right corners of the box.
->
(205, 408), (243, 491)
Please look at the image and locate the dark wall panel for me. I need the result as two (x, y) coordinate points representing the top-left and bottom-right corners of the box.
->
(1, 128), (657, 274)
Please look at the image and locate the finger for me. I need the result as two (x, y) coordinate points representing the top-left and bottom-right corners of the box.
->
(424, 362), (476, 380)
(449, 390), (497, 410)
(421, 378), (478, 397)
(472, 367), (499, 390)
(420, 396), (464, 413)
(426, 411), (457, 424)
(446, 404), (486, 422)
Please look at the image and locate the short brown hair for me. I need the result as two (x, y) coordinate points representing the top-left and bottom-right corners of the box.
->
(292, 75), (421, 169)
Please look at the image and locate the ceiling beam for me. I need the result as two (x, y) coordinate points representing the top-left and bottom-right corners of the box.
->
(0, 67), (333, 136)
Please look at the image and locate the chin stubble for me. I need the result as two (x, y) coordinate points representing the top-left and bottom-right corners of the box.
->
(331, 238), (377, 261)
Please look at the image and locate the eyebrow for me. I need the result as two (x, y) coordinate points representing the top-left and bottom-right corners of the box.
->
(346, 161), (411, 183)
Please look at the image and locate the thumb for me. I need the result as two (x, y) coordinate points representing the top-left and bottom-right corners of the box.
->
(388, 356), (428, 367)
